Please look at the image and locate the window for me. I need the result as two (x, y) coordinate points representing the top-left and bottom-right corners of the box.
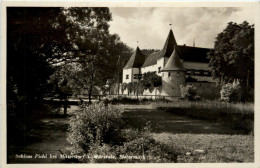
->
(158, 67), (161, 73)
(195, 71), (200, 75)
(134, 74), (138, 79)
(204, 71), (208, 75)
(177, 72), (180, 77)
(190, 70), (195, 76)
(168, 72), (171, 77)
(138, 74), (142, 79)
(126, 75), (129, 79)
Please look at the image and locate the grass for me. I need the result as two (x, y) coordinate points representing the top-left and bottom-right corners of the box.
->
(151, 100), (254, 134)
(151, 100), (254, 115)
(153, 133), (254, 163)
(123, 104), (254, 162)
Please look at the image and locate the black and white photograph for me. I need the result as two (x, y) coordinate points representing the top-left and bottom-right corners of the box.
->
(1, 1), (259, 167)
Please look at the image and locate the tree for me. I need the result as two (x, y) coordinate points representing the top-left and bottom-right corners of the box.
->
(208, 21), (254, 101)
(7, 7), (132, 108)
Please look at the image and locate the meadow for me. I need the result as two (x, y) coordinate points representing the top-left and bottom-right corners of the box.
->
(8, 100), (254, 163)
(151, 100), (254, 134)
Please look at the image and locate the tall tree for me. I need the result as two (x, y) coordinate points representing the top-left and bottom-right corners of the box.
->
(7, 7), (131, 111)
(208, 21), (254, 101)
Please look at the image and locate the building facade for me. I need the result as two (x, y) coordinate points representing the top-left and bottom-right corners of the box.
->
(122, 29), (220, 99)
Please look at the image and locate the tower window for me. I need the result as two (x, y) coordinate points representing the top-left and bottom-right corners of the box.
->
(126, 75), (129, 79)
(168, 72), (171, 77)
(158, 67), (161, 73)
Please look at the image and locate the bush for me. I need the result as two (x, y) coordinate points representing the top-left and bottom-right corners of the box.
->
(119, 125), (178, 163)
(67, 103), (179, 163)
(67, 102), (124, 155)
(220, 80), (242, 102)
(83, 125), (179, 163)
(180, 85), (198, 101)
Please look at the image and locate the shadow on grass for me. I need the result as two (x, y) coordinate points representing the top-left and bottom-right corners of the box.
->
(122, 109), (247, 135)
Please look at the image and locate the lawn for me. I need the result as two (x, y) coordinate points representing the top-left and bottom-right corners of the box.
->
(7, 103), (254, 163)
(122, 104), (254, 162)
(153, 133), (253, 163)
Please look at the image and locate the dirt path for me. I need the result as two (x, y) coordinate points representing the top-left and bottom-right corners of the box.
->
(8, 106), (78, 163)
(8, 104), (243, 163)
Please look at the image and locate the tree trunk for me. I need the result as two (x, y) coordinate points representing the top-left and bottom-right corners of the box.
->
(88, 88), (92, 104)
(63, 95), (68, 116)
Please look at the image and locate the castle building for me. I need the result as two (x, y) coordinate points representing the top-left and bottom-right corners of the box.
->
(122, 29), (220, 99)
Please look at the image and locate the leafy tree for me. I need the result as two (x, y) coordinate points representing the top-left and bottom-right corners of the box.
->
(208, 21), (254, 101)
(7, 7), (132, 108)
(180, 85), (198, 101)
(142, 72), (162, 90)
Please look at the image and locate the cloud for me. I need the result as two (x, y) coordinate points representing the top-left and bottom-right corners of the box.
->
(109, 7), (255, 49)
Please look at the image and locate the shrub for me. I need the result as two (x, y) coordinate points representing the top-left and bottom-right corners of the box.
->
(67, 102), (124, 155)
(119, 125), (178, 163)
(67, 104), (180, 163)
(220, 80), (242, 102)
(180, 85), (198, 101)
(84, 125), (179, 163)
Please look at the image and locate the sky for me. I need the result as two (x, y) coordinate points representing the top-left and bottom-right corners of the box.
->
(108, 7), (255, 49)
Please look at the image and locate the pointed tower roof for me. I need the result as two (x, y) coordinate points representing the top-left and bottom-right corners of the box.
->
(161, 50), (185, 71)
(123, 46), (146, 69)
(159, 29), (181, 58)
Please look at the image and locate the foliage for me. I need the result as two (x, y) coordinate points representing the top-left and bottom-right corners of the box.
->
(122, 72), (162, 94)
(67, 103), (180, 163)
(142, 72), (162, 88)
(220, 80), (242, 102)
(67, 102), (124, 154)
(141, 49), (160, 56)
(118, 126), (178, 163)
(180, 85), (198, 101)
(7, 7), (132, 109)
(208, 21), (254, 101)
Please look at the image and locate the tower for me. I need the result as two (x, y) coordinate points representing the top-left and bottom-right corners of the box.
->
(161, 50), (186, 97)
(122, 46), (145, 83)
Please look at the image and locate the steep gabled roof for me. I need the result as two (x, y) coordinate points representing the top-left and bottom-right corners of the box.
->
(159, 29), (181, 58)
(141, 51), (161, 67)
(178, 46), (211, 63)
(123, 46), (146, 69)
(161, 50), (185, 71)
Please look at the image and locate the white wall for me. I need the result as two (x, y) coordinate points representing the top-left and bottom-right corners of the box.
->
(156, 57), (165, 76)
(123, 68), (132, 83)
(123, 68), (141, 83)
(141, 65), (157, 75)
(132, 68), (140, 82)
